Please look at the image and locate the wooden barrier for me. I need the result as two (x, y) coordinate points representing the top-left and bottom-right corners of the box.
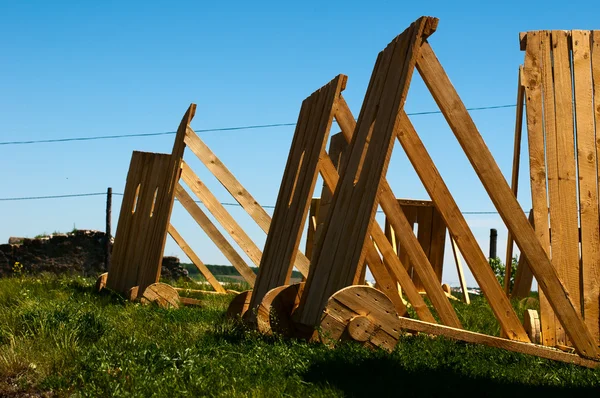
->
(264, 16), (598, 366)
(505, 30), (600, 348)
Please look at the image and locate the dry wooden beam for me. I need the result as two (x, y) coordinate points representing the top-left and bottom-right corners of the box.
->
(390, 315), (599, 369)
(180, 161), (263, 267)
(417, 40), (599, 358)
(174, 183), (256, 286)
(184, 127), (311, 275)
(522, 32), (556, 346)
(167, 224), (226, 293)
(450, 235), (470, 304)
(504, 66), (525, 295)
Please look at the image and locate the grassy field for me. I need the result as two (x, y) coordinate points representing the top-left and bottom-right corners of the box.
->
(0, 275), (598, 397)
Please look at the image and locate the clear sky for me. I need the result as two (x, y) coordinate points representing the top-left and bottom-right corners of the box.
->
(1, 0), (596, 288)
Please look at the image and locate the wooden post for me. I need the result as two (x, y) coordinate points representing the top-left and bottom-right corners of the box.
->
(105, 187), (112, 271)
(489, 229), (497, 260)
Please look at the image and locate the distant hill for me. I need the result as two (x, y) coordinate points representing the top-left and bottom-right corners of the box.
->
(181, 263), (303, 279)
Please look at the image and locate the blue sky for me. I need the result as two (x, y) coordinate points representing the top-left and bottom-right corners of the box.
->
(1, 0), (596, 288)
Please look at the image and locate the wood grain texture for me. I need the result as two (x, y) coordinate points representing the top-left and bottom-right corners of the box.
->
(180, 161), (263, 267)
(504, 66), (525, 295)
(184, 127), (311, 274)
(174, 183), (256, 285)
(573, 30), (600, 344)
(167, 224), (225, 293)
(296, 16), (439, 328)
(395, 113), (527, 341)
(418, 41), (598, 358)
(247, 75), (348, 319)
(522, 32), (556, 346)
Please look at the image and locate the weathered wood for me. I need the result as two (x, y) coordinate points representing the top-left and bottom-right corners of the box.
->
(573, 30), (600, 344)
(105, 187), (112, 271)
(180, 161), (263, 267)
(296, 17), (439, 328)
(141, 282), (180, 309)
(167, 224), (225, 293)
(395, 113), (527, 341)
(591, 31), (600, 343)
(174, 183), (256, 285)
(417, 40), (598, 357)
(137, 105), (196, 294)
(552, 32), (581, 329)
(522, 32), (556, 346)
(504, 66), (525, 295)
(511, 210), (535, 300)
(247, 75), (348, 319)
(450, 236), (470, 304)
(95, 272), (108, 292)
(226, 290), (253, 318)
(184, 127), (311, 274)
(106, 151), (174, 295)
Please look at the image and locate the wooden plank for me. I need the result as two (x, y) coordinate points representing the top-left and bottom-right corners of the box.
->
(417, 41), (598, 358)
(389, 315), (599, 369)
(167, 224), (226, 293)
(180, 161), (263, 267)
(523, 31), (556, 346)
(504, 66), (526, 295)
(413, 205), (433, 291)
(511, 210), (535, 299)
(378, 182), (461, 328)
(395, 113), (528, 341)
(305, 198), (320, 261)
(135, 154), (175, 293)
(450, 235), (470, 304)
(552, 31), (581, 323)
(137, 105), (196, 294)
(174, 183), (256, 285)
(398, 205), (417, 276)
(106, 151), (147, 293)
(184, 127), (311, 274)
(248, 76), (346, 316)
(573, 30), (600, 344)
(429, 207), (446, 282)
(296, 17), (439, 328)
(591, 30), (600, 343)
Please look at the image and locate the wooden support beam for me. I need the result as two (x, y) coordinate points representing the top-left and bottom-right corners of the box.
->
(416, 40), (599, 358)
(167, 224), (226, 293)
(450, 235), (470, 304)
(174, 183), (256, 286)
(184, 127), (311, 274)
(180, 161), (263, 267)
(504, 66), (525, 295)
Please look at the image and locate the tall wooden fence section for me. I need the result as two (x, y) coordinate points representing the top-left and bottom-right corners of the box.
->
(506, 30), (600, 349)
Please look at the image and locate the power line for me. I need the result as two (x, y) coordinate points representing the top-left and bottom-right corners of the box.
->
(0, 191), (511, 215)
(0, 104), (516, 146)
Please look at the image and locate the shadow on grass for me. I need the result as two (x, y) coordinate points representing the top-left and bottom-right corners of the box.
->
(302, 353), (597, 397)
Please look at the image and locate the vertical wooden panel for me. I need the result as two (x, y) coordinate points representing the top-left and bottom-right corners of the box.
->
(418, 40), (597, 357)
(591, 31), (600, 343)
(296, 17), (439, 328)
(551, 32), (581, 329)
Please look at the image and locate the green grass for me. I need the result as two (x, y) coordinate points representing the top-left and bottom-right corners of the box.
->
(0, 275), (598, 397)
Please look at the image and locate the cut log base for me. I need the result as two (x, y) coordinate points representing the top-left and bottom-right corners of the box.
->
(255, 283), (311, 338)
(226, 290), (253, 319)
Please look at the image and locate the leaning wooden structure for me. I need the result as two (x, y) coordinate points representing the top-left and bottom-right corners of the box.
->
(233, 16), (599, 368)
(101, 105), (311, 306)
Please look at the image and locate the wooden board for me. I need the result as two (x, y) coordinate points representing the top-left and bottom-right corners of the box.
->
(246, 75), (349, 318)
(106, 105), (196, 296)
(106, 151), (174, 294)
(174, 183), (256, 285)
(180, 161), (263, 267)
(522, 32), (556, 346)
(295, 17), (439, 328)
(573, 30), (600, 344)
(418, 40), (598, 357)
(184, 127), (311, 274)
(167, 224), (225, 293)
